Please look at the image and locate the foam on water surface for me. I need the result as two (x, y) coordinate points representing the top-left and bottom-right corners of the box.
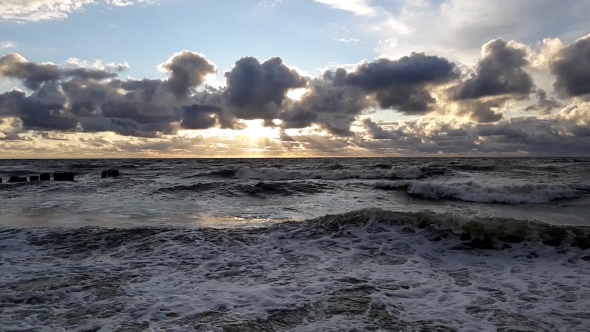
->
(1, 210), (590, 331)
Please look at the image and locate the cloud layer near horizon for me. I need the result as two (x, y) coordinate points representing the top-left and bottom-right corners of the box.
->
(2, 33), (590, 157)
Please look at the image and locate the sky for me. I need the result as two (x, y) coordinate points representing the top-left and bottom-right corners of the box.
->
(1, 0), (590, 158)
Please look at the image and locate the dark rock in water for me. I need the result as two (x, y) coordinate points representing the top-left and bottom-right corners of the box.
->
(0, 178), (2, 184)
(54, 172), (63, 181)
(107, 169), (112, 177)
(30, 176), (39, 182)
(460, 233), (472, 241)
(101, 170), (108, 178)
(64, 172), (75, 181)
(111, 169), (120, 177)
(40, 173), (50, 181)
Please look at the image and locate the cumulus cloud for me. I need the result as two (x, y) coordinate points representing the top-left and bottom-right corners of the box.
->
(158, 51), (216, 100)
(345, 53), (458, 114)
(525, 89), (561, 115)
(550, 34), (590, 99)
(358, 112), (590, 156)
(222, 57), (307, 121)
(0, 54), (62, 90)
(2, 31), (590, 156)
(452, 39), (534, 100)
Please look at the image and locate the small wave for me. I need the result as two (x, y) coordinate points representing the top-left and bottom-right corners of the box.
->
(232, 165), (437, 181)
(450, 164), (495, 171)
(240, 181), (326, 196)
(326, 164), (345, 170)
(374, 180), (585, 205)
(119, 164), (140, 169)
(405, 181), (583, 204)
(372, 163), (392, 169)
(157, 181), (326, 197)
(157, 183), (221, 193)
(310, 209), (590, 249)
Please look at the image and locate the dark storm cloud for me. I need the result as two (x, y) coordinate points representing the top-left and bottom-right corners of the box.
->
(223, 57), (307, 121)
(279, 76), (371, 136)
(278, 53), (458, 135)
(322, 67), (347, 86)
(4, 36), (590, 157)
(159, 51), (217, 99)
(181, 105), (221, 130)
(357, 115), (590, 156)
(550, 34), (590, 98)
(0, 88), (77, 130)
(0, 54), (62, 90)
(459, 100), (503, 123)
(0, 54), (120, 91)
(362, 118), (403, 139)
(453, 39), (534, 100)
(525, 89), (561, 115)
(64, 68), (118, 81)
(344, 53), (459, 113)
(345, 53), (458, 89)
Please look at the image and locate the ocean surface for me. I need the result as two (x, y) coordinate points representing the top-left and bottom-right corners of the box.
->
(1, 158), (590, 331)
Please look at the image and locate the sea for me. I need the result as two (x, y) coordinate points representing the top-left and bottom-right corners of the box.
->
(1, 157), (590, 331)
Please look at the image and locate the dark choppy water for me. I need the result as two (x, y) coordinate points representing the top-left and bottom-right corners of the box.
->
(1, 158), (590, 331)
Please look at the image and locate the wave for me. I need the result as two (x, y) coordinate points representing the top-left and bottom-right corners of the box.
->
(307, 209), (590, 249)
(6, 209), (590, 251)
(449, 164), (496, 171)
(375, 180), (587, 204)
(157, 181), (326, 197)
(224, 166), (442, 181)
(2, 209), (589, 332)
(406, 181), (584, 204)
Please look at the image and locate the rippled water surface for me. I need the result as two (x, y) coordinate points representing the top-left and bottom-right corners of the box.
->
(1, 158), (590, 331)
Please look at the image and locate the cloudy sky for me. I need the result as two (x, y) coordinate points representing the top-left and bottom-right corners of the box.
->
(1, 0), (590, 158)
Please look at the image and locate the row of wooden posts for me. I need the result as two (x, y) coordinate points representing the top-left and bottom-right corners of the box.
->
(0, 169), (120, 183)
(0, 172), (75, 183)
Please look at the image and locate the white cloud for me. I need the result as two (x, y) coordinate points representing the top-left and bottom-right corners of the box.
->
(63, 57), (129, 71)
(107, 0), (133, 6)
(334, 38), (360, 44)
(352, 0), (590, 64)
(0, 0), (167, 22)
(314, 0), (375, 16)
(0, 0), (95, 22)
(0, 41), (17, 49)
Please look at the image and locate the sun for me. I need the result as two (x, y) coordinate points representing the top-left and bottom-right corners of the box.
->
(239, 120), (281, 141)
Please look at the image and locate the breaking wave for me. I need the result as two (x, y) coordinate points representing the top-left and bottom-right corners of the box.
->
(376, 180), (587, 204)
(2, 209), (590, 331)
